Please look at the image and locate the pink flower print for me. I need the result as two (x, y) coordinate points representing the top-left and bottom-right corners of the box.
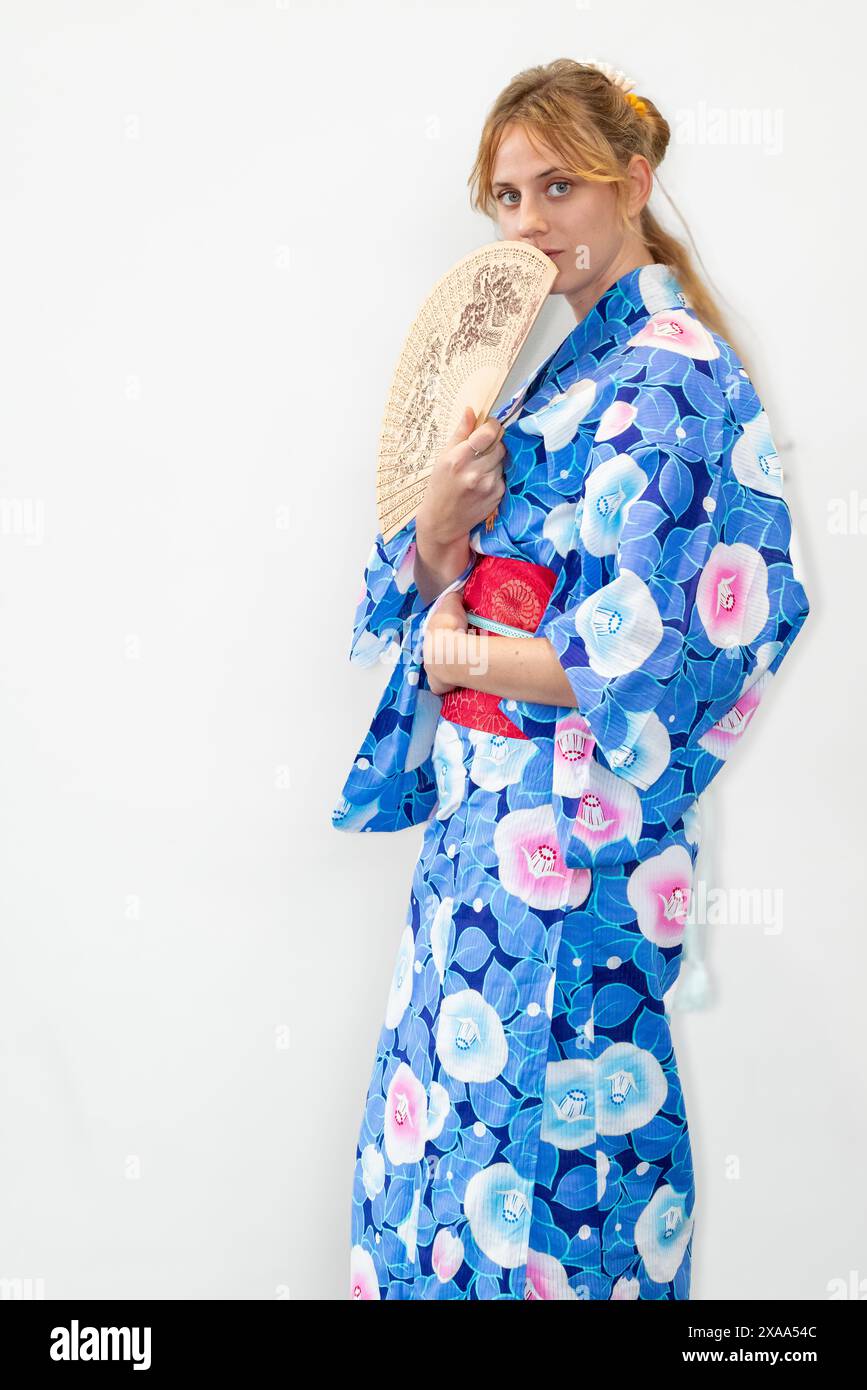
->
(432, 1228), (465, 1283)
(696, 541), (770, 648)
(553, 712), (596, 799)
(565, 762), (643, 857)
(626, 844), (694, 947)
(383, 1061), (427, 1165)
(349, 1244), (381, 1300)
(494, 806), (591, 911)
(523, 1248), (580, 1300)
(626, 309), (719, 361)
(595, 398), (638, 441)
(698, 671), (771, 760)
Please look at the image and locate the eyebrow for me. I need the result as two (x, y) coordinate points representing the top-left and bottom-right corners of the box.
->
(492, 167), (567, 191)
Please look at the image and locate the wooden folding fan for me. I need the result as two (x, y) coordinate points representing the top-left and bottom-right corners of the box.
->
(375, 240), (557, 542)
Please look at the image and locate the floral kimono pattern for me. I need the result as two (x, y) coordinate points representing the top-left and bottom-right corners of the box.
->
(334, 263), (810, 1299)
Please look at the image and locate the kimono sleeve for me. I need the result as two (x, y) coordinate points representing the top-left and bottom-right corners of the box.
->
(333, 517), (476, 835)
(349, 514), (474, 668)
(536, 431), (810, 868)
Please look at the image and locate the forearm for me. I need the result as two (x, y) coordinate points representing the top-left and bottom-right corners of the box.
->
(413, 530), (473, 608)
(428, 629), (577, 707)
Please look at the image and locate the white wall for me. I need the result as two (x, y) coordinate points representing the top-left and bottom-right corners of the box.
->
(0, 0), (862, 1301)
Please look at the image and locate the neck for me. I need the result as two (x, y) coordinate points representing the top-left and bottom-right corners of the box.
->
(563, 242), (656, 323)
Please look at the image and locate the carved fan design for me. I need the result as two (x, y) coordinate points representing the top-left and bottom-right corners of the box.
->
(376, 241), (557, 542)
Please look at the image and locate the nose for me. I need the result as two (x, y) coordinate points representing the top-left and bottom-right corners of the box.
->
(515, 193), (549, 241)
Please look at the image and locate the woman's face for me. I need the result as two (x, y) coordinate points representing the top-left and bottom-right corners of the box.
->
(490, 122), (652, 311)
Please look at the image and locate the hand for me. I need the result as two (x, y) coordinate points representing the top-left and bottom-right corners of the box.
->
(415, 406), (507, 550)
(423, 592), (468, 695)
(428, 591), (469, 630)
(426, 667), (456, 697)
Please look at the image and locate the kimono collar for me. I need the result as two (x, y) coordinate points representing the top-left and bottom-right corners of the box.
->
(555, 261), (689, 365)
(493, 262), (690, 434)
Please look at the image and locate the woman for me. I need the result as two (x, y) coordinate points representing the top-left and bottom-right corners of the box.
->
(334, 59), (810, 1300)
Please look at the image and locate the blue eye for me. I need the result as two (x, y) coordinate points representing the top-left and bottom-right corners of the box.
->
(496, 180), (572, 205)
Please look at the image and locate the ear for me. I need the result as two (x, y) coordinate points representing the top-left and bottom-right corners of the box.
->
(625, 153), (653, 220)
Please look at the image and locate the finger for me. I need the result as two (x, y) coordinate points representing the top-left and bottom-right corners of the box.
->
(446, 404), (479, 447)
(483, 470), (505, 505)
(472, 441), (506, 474)
(463, 441), (506, 478)
(467, 418), (504, 455)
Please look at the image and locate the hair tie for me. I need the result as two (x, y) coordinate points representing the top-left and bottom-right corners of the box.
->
(625, 91), (649, 118)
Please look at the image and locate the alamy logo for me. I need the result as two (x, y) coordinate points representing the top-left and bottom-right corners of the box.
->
(49, 1320), (151, 1370)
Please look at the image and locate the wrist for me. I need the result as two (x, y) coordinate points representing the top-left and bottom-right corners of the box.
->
(415, 511), (467, 558)
(413, 522), (472, 608)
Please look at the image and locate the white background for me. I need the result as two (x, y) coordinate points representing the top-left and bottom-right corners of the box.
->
(0, 0), (863, 1301)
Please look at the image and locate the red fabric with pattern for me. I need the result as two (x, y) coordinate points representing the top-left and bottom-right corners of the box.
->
(439, 555), (557, 738)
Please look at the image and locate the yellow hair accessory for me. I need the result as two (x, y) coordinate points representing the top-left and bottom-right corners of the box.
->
(625, 91), (649, 118)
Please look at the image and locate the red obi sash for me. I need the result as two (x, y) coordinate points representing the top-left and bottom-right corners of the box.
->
(439, 555), (557, 739)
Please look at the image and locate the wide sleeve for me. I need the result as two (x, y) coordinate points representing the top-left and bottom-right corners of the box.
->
(349, 514), (477, 667)
(332, 515), (476, 835)
(508, 421), (811, 872)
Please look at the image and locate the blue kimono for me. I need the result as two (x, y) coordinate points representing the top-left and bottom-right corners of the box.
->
(334, 262), (810, 1300)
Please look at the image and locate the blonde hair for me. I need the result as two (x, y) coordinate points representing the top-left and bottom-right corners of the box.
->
(468, 59), (752, 375)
